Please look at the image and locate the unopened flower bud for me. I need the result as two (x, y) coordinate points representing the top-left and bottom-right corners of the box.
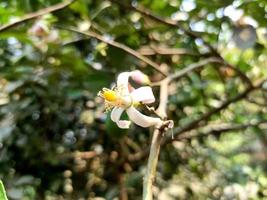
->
(130, 70), (151, 85)
(28, 21), (49, 37)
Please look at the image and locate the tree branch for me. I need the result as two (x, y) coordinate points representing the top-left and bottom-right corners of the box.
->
(109, 0), (219, 56)
(163, 78), (267, 144)
(177, 120), (267, 141)
(155, 79), (169, 119)
(128, 78), (267, 162)
(0, 0), (75, 32)
(109, 0), (253, 87)
(246, 97), (267, 106)
(59, 27), (167, 76)
(119, 174), (129, 200)
(151, 57), (220, 88)
(143, 128), (162, 200)
(165, 57), (252, 87)
(167, 57), (221, 82)
(143, 80), (173, 200)
(218, 60), (253, 88)
(138, 45), (199, 56)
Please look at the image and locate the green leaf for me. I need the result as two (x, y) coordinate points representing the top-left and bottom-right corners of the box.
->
(105, 112), (127, 138)
(0, 180), (8, 200)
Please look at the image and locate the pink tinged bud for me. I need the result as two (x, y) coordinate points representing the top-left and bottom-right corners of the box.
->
(29, 22), (49, 37)
(130, 70), (151, 85)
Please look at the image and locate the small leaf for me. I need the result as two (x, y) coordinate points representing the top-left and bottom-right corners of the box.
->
(0, 180), (8, 200)
(96, 42), (108, 56)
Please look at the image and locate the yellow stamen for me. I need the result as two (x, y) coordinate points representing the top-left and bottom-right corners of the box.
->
(103, 90), (117, 102)
(98, 86), (134, 112)
(143, 75), (151, 85)
(133, 101), (140, 107)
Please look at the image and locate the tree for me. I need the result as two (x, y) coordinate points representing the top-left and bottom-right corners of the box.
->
(0, 0), (267, 199)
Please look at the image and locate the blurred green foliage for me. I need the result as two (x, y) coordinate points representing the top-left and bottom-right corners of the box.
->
(0, 180), (8, 200)
(0, 0), (267, 199)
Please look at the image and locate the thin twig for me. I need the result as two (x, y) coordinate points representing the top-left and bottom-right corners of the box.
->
(163, 78), (267, 144)
(138, 45), (199, 56)
(177, 120), (267, 141)
(124, 137), (142, 152)
(119, 174), (129, 200)
(167, 57), (221, 82)
(128, 78), (267, 162)
(109, 0), (253, 87)
(156, 79), (169, 119)
(109, 0), (219, 56)
(0, 0), (75, 32)
(152, 58), (223, 118)
(58, 27), (167, 76)
(246, 97), (267, 106)
(219, 61), (253, 88)
(151, 57), (220, 87)
(59, 151), (98, 160)
(165, 57), (252, 87)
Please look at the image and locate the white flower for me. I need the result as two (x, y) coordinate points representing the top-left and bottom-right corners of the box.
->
(98, 71), (163, 129)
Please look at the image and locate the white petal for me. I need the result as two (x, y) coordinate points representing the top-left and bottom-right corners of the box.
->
(111, 107), (131, 129)
(130, 86), (155, 104)
(111, 107), (124, 122)
(126, 107), (162, 128)
(117, 120), (131, 129)
(117, 72), (131, 87)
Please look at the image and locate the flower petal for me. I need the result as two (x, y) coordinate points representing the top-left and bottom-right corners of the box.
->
(111, 107), (124, 122)
(117, 120), (131, 129)
(111, 107), (131, 129)
(117, 72), (131, 87)
(126, 106), (162, 128)
(130, 86), (155, 104)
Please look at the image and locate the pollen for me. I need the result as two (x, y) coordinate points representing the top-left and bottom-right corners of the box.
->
(98, 87), (131, 111)
(103, 90), (117, 102)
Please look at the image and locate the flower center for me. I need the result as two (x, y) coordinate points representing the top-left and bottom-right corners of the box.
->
(98, 87), (133, 111)
(103, 90), (117, 102)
